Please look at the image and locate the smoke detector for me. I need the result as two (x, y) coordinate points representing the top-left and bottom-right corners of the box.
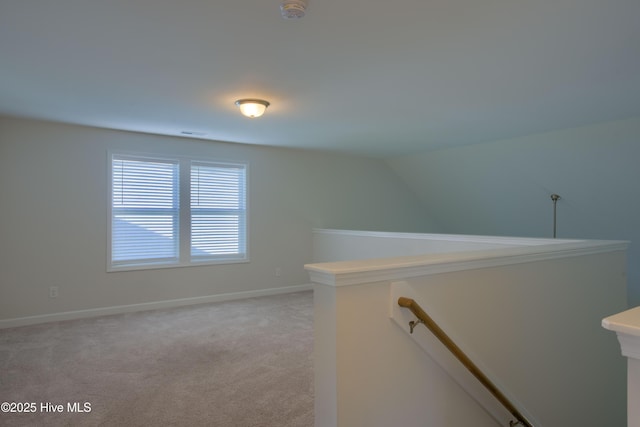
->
(281, 0), (308, 19)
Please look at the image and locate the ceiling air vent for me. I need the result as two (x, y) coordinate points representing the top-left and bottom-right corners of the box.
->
(180, 131), (207, 137)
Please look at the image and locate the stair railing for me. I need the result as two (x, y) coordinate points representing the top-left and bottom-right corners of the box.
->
(398, 297), (533, 427)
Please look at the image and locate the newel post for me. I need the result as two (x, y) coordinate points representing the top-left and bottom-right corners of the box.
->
(603, 307), (640, 427)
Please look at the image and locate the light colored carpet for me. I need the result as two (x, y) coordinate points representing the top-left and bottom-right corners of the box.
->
(0, 291), (314, 426)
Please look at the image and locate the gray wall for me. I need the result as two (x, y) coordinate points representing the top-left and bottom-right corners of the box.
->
(0, 117), (435, 321)
(4, 114), (637, 319)
(388, 116), (640, 306)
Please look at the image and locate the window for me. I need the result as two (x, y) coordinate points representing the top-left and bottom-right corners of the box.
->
(109, 153), (247, 270)
(190, 162), (247, 261)
(111, 156), (179, 266)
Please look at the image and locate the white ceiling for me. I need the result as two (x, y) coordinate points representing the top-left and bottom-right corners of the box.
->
(1, 0), (639, 157)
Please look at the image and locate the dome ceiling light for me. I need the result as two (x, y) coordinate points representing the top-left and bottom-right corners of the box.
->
(280, 0), (308, 19)
(235, 99), (270, 118)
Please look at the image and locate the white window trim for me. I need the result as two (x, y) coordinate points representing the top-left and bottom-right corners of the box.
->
(107, 151), (250, 272)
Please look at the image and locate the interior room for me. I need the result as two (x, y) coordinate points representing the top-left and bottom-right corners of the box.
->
(1, 0), (639, 426)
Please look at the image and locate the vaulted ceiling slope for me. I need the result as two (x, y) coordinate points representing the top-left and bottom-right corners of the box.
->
(1, 0), (639, 157)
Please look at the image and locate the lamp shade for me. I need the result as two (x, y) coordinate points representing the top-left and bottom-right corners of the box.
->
(235, 99), (270, 118)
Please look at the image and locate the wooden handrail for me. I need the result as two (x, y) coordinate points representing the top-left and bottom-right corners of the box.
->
(398, 297), (533, 427)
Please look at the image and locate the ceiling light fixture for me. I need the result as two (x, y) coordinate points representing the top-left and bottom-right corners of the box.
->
(280, 0), (308, 19)
(235, 99), (270, 118)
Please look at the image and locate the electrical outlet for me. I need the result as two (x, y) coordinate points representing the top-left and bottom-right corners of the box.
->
(275, 267), (282, 277)
(49, 286), (59, 299)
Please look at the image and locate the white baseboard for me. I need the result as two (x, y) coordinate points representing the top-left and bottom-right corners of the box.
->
(0, 284), (313, 329)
